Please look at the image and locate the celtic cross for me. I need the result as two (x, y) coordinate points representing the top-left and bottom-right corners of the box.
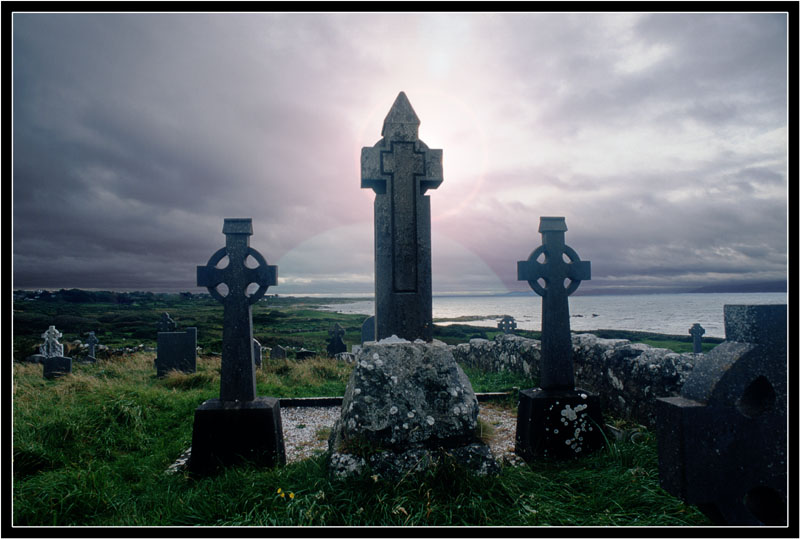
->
(40, 325), (64, 358)
(361, 92), (442, 342)
(197, 218), (277, 402)
(689, 323), (705, 354)
(86, 332), (99, 357)
(518, 217), (591, 390)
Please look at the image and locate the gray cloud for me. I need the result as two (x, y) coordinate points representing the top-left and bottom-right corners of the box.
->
(12, 12), (788, 294)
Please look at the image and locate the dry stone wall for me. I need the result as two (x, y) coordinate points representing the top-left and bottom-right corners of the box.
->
(450, 333), (697, 427)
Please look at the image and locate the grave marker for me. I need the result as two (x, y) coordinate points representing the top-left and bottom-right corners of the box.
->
(498, 316), (517, 334)
(190, 218), (285, 474)
(361, 315), (375, 344)
(657, 304), (787, 525)
(361, 92), (442, 342)
(40, 325), (72, 379)
(689, 323), (705, 354)
(155, 314), (197, 377)
(40, 326), (64, 358)
(515, 217), (604, 459)
(86, 332), (99, 359)
(271, 345), (287, 360)
(327, 323), (347, 357)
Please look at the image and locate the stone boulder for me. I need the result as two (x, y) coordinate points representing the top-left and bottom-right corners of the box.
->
(328, 338), (498, 480)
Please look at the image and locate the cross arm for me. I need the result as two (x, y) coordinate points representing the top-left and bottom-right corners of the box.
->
(361, 145), (387, 194)
(567, 260), (591, 282)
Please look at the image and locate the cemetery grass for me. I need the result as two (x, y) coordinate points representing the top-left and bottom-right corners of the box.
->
(13, 358), (710, 527)
(13, 292), (712, 526)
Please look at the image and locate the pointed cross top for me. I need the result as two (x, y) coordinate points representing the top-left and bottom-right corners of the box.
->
(382, 91), (421, 141)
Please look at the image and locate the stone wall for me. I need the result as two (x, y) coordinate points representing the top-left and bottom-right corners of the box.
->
(450, 333), (697, 428)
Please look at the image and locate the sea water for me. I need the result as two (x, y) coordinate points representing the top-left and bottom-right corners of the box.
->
(318, 292), (787, 338)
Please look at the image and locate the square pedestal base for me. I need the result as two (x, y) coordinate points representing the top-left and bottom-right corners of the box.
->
(189, 397), (286, 474)
(515, 387), (605, 461)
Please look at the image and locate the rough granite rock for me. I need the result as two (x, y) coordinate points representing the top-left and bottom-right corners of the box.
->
(328, 339), (498, 479)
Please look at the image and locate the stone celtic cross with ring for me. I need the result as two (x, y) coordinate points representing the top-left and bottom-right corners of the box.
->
(197, 218), (277, 402)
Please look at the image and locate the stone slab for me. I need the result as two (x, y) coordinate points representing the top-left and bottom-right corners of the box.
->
(42, 356), (72, 379)
(515, 387), (605, 460)
(189, 397), (286, 474)
(155, 328), (197, 377)
(361, 316), (375, 344)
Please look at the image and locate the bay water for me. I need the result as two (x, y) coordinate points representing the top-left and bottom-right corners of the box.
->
(318, 292), (787, 338)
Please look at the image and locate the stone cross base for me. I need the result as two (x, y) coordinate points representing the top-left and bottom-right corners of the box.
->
(515, 388), (605, 460)
(42, 356), (72, 379)
(188, 397), (286, 475)
(327, 340), (499, 480)
(155, 329), (197, 377)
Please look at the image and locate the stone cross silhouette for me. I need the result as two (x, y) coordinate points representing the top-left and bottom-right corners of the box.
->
(40, 325), (64, 358)
(329, 323), (345, 340)
(158, 312), (177, 332)
(86, 332), (99, 357)
(689, 323), (705, 354)
(197, 218), (277, 402)
(498, 316), (517, 334)
(362, 92), (443, 342)
(518, 217), (590, 390)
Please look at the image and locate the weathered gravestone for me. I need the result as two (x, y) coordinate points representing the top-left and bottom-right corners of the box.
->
(327, 323), (347, 357)
(689, 323), (705, 354)
(361, 92), (443, 342)
(40, 326), (72, 379)
(270, 345), (287, 360)
(498, 315), (517, 334)
(190, 218), (285, 473)
(361, 315), (375, 344)
(86, 332), (99, 359)
(155, 313), (197, 378)
(515, 217), (604, 459)
(253, 338), (262, 368)
(295, 349), (316, 360)
(657, 304), (787, 526)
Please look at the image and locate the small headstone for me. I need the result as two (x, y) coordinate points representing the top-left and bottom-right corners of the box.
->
(158, 312), (178, 333)
(43, 356), (72, 379)
(361, 315), (375, 344)
(498, 315), (517, 334)
(156, 318), (197, 378)
(270, 345), (287, 360)
(657, 304), (787, 526)
(515, 217), (604, 460)
(326, 323), (347, 357)
(39, 326), (64, 358)
(362, 92), (442, 342)
(86, 332), (99, 359)
(253, 338), (262, 368)
(190, 218), (284, 474)
(689, 323), (705, 354)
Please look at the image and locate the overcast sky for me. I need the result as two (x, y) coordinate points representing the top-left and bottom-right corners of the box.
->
(12, 12), (788, 296)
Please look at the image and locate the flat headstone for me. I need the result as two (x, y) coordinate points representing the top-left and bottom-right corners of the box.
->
(361, 315), (375, 344)
(515, 217), (604, 460)
(156, 328), (197, 377)
(689, 323), (705, 354)
(270, 345), (287, 360)
(361, 92), (442, 342)
(43, 356), (72, 379)
(657, 304), (787, 525)
(190, 218), (284, 474)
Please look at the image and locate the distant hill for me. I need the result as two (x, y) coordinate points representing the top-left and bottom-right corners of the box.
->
(688, 280), (787, 294)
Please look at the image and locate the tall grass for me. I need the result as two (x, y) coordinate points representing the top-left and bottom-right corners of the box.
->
(12, 352), (710, 527)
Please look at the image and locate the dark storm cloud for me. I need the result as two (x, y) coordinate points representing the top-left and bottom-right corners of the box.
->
(11, 12), (788, 294)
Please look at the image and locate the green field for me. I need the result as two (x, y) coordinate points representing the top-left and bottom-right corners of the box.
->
(11, 290), (713, 527)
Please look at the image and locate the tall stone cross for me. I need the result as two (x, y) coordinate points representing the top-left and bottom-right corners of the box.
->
(86, 332), (99, 357)
(518, 217), (590, 390)
(361, 92), (443, 342)
(197, 218), (277, 402)
(40, 325), (64, 358)
(689, 323), (705, 354)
